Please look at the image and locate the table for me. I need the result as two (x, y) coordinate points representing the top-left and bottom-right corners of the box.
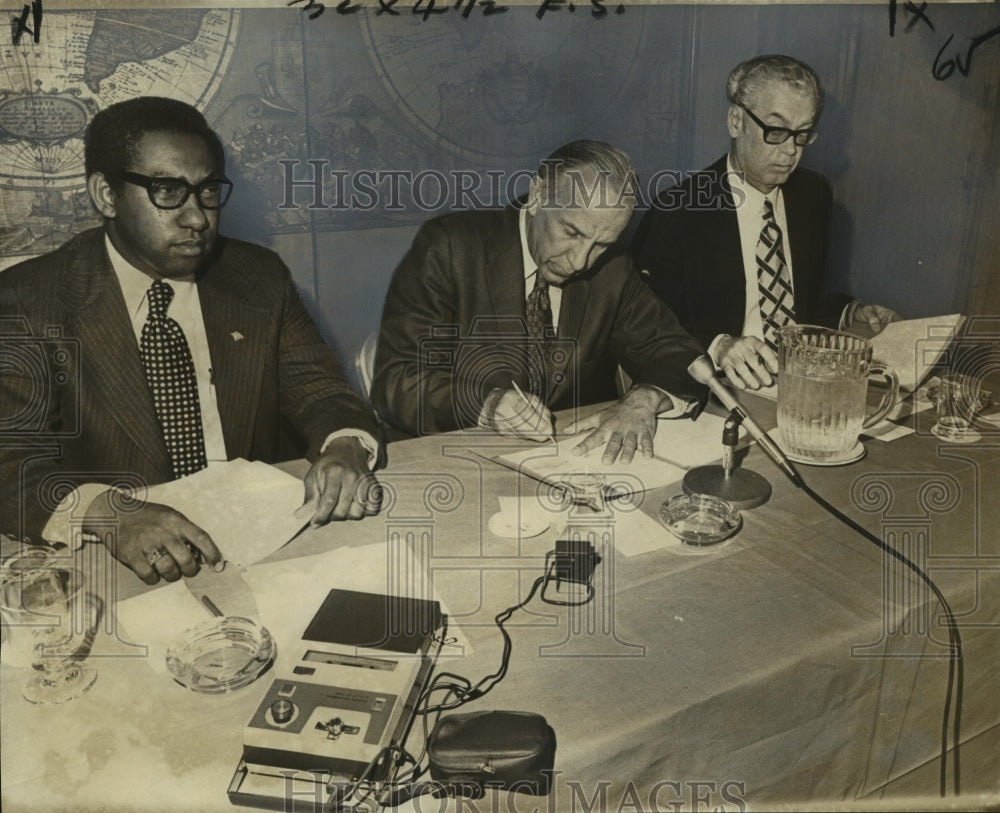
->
(2, 394), (999, 812)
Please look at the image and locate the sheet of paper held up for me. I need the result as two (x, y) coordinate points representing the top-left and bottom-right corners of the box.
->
(495, 411), (736, 497)
(868, 313), (965, 392)
(142, 458), (307, 566)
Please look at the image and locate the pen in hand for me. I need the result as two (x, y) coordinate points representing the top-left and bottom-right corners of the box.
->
(511, 380), (555, 443)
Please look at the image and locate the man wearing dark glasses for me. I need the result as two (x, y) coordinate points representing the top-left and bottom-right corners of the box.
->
(633, 54), (897, 390)
(0, 97), (381, 585)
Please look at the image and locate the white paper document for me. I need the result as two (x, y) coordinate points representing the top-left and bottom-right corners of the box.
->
(142, 458), (307, 566)
(868, 313), (965, 392)
(490, 495), (567, 538)
(599, 505), (683, 558)
(494, 411), (735, 497)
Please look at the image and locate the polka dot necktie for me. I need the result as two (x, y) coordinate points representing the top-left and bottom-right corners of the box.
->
(756, 198), (796, 350)
(140, 280), (208, 479)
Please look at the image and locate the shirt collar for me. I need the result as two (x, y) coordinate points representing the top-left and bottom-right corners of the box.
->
(104, 234), (195, 319)
(726, 153), (781, 215)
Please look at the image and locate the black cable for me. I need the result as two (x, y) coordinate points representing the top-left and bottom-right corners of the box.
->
(418, 552), (597, 716)
(541, 549), (598, 605)
(448, 574), (546, 705)
(376, 552), (601, 806)
(796, 478), (962, 797)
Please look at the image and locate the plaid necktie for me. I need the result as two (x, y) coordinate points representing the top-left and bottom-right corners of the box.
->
(756, 198), (795, 350)
(140, 280), (208, 479)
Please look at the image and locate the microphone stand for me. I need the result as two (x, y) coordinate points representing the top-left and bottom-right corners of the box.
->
(683, 409), (772, 509)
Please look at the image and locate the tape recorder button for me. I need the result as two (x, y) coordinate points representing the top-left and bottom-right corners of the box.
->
(270, 699), (295, 725)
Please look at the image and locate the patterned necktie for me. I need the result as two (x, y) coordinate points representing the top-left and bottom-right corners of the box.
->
(525, 272), (554, 396)
(140, 280), (208, 479)
(756, 198), (795, 350)
(526, 272), (553, 340)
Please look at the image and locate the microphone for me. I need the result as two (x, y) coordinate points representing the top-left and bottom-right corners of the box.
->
(687, 355), (802, 487)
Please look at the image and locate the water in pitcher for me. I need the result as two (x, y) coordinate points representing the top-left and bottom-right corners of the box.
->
(777, 370), (867, 460)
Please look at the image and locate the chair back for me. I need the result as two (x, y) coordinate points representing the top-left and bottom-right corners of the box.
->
(356, 331), (378, 398)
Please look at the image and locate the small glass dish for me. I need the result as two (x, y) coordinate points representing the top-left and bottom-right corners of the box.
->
(165, 615), (275, 694)
(658, 493), (742, 547)
(562, 473), (607, 511)
(925, 379), (992, 414)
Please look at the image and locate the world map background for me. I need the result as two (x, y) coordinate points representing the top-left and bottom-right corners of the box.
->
(0, 3), (997, 379)
(0, 6), (656, 257)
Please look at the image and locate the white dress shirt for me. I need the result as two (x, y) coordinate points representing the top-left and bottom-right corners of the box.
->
(707, 155), (795, 365)
(519, 207), (564, 329)
(708, 154), (852, 365)
(107, 236), (229, 461)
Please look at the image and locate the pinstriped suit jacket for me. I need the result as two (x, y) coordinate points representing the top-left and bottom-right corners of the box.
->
(0, 228), (378, 542)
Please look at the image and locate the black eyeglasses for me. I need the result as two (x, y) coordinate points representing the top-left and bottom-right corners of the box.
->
(122, 172), (233, 210)
(739, 105), (818, 147)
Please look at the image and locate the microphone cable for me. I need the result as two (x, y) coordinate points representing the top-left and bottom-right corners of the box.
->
(792, 473), (962, 797)
(689, 358), (963, 796)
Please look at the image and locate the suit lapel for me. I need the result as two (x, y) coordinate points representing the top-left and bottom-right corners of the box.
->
(781, 172), (809, 315)
(483, 208), (528, 328)
(59, 235), (171, 475)
(483, 207), (581, 401)
(712, 160), (749, 331)
(198, 253), (269, 458)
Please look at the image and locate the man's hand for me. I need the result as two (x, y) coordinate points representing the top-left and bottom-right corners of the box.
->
(85, 491), (222, 586)
(849, 302), (900, 335)
(564, 385), (668, 464)
(715, 335), (778, 390)
(482, 388), (554, 441)
(301, 436), (381, 526)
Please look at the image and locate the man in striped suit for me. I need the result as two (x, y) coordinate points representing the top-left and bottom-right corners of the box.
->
(1, 97), (380, 585)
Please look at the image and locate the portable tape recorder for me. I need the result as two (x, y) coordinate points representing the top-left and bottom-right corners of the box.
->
(228, 588), (443, 811)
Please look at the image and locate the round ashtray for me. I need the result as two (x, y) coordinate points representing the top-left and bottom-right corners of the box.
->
(166, 615), (275, 694)
(658, 494), (742, 547)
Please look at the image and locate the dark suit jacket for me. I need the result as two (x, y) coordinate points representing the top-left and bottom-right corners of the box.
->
(371, 206), (706, 437)
(0, 228), (378, 541)
(632, 155), (849, 351)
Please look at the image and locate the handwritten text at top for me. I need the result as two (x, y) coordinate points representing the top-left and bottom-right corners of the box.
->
(288, 0), (625, 22)
(887, 0), (1000, 81)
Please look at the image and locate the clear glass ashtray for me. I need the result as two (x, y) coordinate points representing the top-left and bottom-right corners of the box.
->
(561, 473), (607, 510)
(658, 494), (742, 546)
(166, 615), (275, 694)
